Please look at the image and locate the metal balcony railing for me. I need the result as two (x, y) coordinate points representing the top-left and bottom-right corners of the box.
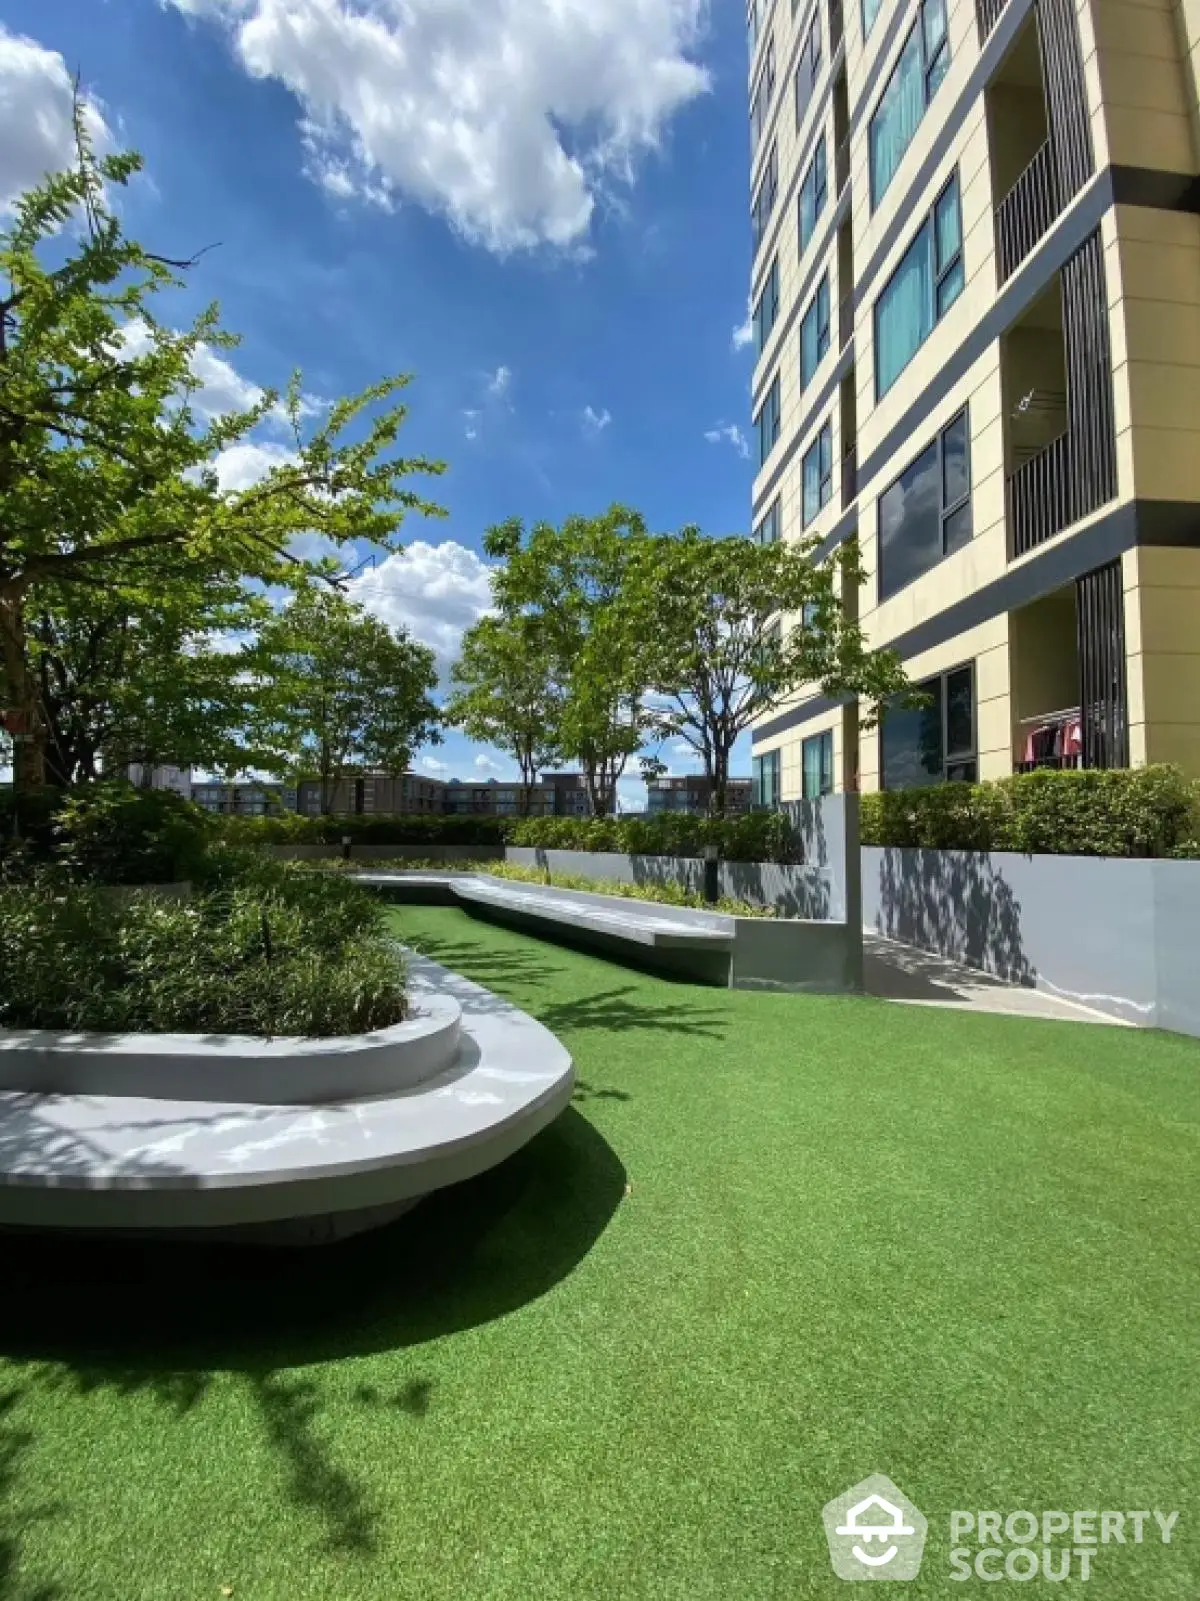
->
(838, 289), (854, 349)
(834, 133), (850, 200)
(995, 140), (1061, 283)
(1006, 431), (1073, 557)
(975, 0), (1011, 42)
(841, 443), (858, 510)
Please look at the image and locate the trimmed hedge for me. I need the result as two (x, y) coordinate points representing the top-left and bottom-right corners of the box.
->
(504, 810), (801, 863)
(1, 783), (215, 885)
(860, 765), (1200, 858)
(212, 812), (509, 847)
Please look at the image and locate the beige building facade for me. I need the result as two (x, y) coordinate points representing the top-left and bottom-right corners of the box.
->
(746, 0), (1200, 800)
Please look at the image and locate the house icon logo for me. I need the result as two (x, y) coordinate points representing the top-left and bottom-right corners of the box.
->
(822, 1475), (927, 1580)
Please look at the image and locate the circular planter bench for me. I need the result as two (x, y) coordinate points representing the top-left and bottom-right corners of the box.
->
(0, 954), (574, 1245)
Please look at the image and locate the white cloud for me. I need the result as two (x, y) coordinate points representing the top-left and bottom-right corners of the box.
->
(731, 299), (754, 351)
(162, 0), (710, 254)
(704, 422), (750, 459)
(420, 755), (448, 773)
(487, 365), (512, 400)
(474, 753), (507, 773)
(120, 319), (324, 428)
(582, 404), (612, 437)
(0, 26), (113, 212)
(348, 538), (495, 680)
(210, 439), (299, 491)
(462, 408), (481, 441)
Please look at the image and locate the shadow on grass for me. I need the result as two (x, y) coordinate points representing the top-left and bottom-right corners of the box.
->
(0, 1387), (61, 1601)
(539, 986), (729, 1040)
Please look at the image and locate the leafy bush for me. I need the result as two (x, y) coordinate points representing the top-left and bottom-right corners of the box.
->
(859, 765), (1200, 858)
(0, 859), (407, 1036)
(505, 809), (800, 863)
(213, 812), (508, 847)
(0, 782), (215, 885)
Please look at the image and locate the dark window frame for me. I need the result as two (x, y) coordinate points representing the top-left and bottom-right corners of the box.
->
(880, 661), (978, 789)
(798, 136), (828, 258)
(802, 729), (835, 798)
(753, 257), (781, 356)
(801, 420), (834, 526)
(872, 170), (963, 400)
(756, 373), (782, 467)
(752, 141), (780, 256)
(752, 748), (782, 807)
(867, 0), (951, 211)
(876, 406), (973, 601)
(753, 498), (782, 544)
(794, 7), (823, 128)
(750, 35), (777, 152)
(799, 272), (831, 389)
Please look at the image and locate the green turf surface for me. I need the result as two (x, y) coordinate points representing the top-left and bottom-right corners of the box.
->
(1, 904), (1198, 1600)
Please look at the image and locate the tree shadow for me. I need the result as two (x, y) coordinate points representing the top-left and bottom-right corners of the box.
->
(538, 986), (730, 1040)
(0, 1109), (625, 1563)
(572, 1079), (632, 1104)
(870, 846), (1035, 987)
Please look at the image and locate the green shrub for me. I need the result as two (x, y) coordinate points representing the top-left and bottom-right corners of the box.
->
(0, 860), (407, 1036)
(0, 782), (215, 885)
(860, 765), (1200, 858)
(505, 809), (800, 863)
(213, 812), (508, 847)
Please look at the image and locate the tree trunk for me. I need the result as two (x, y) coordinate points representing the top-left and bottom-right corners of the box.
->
(0, 587), (46, 795)
(711, 737), (730, 819)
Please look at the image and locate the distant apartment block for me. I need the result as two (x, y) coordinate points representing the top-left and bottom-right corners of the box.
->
(646, 776), (755, 815)
(746, 0), (1200, 800)
(295, 770), (613, 818)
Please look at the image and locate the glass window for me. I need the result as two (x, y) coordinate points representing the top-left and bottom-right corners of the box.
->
(750, 37), (777, 151)
(753, 499), (782, 543)
(802, 421), (834, 525)
(756, 374), (781, 467)
(753, 258), (780, 356)
(873, 174), (962, 399)
(752, 142), (779, 255)
(748, 0), (760, 52)
(868, 0), (952, 210)
(800, 274), (831, 389)
(798, 137), (828, 257)
(880, 664), (977, 788)
(802, 730), (835, 798)
(794, 10), (823, 128)
(862, 0), (884, 38)
(752, 749), (782, 807)
(877, 408), (972, 599)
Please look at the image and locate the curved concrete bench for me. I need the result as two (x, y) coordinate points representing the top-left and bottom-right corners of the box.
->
(362, 871), (861, 993)
(0, 955), (574, 1244)
(0, 993), (462, 1105)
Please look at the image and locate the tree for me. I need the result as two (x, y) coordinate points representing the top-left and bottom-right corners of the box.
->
(26, 571), (263, 786)
(444, 615), (563, 813)
(0, 104), (445, 795)
(628, 527), (909, 815)
(248, 587), (440, 813)
(483, 507), (655, 815)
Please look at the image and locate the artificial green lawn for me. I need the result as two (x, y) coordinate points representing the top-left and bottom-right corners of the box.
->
(1, 905), (1198, 1600)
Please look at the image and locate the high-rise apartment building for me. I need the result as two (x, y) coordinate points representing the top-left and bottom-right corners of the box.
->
(746, 0), (1200, 800)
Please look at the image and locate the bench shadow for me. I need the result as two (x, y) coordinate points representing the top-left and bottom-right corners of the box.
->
(0, 1107), (625, 1375)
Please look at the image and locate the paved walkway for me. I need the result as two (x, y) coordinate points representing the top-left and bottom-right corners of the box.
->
(863, 932), (1128, 1025)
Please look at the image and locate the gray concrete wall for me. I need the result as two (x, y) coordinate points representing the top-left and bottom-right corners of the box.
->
(271, 845), (504, 863)
(861, 846), (1200, 1034)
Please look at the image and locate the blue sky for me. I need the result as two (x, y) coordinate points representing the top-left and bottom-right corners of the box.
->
(0, 0), (755, 807)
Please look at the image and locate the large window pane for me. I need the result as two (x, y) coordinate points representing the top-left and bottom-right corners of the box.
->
(802, 730), (835, 798)
(878, 440), (939, 598)
(881, 692), (943, 789)
(942, 411), (969, 505)
(934, 179), (961, 273)
(945, 667), (974, 757)
(862, 0), (884, 38)
(874, 222), (932, 396)
(869, 26), (923, 208)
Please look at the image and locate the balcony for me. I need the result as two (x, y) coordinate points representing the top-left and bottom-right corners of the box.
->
(976, 0), (1011, 43)
(829, 0), (844, 53)
(841, 442), (858, 511)
(1006, 431), (1072, 557)
(995, 139), (1060, 282)
(838, 289), (854, 349)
